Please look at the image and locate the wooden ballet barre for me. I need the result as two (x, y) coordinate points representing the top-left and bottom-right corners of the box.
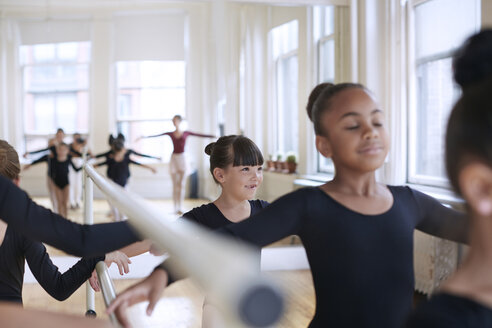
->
(83, 164), (284, 327)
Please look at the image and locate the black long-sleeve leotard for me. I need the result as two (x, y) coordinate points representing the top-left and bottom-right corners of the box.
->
(97, 151), (146, 187)
(216, 186), (467, 328)
(406, 293), (492, 328)
(157, 200), (269, 285)
(0, 175), (140, 257)
(0, 225), (104, 304)
(30, 154), (81, 189)
(95, 149), (158, 186)
(183, 200), (269, 230)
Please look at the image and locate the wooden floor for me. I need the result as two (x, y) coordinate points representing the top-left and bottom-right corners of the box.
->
(21, 198), (315, 327)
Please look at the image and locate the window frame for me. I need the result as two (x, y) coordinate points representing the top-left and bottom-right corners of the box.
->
(274, 49), (299, 156)
(315, 6), (336, 174)
(114, 60), (187, 162)
(20, 42), (91, 148)
(406, 0), (480, 189)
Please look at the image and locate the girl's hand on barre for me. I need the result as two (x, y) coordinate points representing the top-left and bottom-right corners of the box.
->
(105, 250), (132, 275)
(89, 270), (100, 292)
(106, 268), (168, 328)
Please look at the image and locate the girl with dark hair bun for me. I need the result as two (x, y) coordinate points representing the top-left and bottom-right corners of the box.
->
(453, 29), (492, 89)
(109, 84), (468, 328)
(137, 115), (215, 215)
(406, 32), (492, 328)
(107, 135), (268, 328)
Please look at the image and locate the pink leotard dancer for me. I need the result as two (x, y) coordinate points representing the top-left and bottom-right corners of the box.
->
(140, 115), (214, 214)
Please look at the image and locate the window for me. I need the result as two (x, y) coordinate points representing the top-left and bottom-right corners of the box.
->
(314, 6), (336, 173)
(20, 41), (90, 151)
(408, 0), (480, 187)
(271, 20), (298, 157)
(116, 61), (186, 161)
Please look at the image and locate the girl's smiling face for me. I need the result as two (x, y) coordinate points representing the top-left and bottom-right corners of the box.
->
(316, 87), (390, 173)
(217, 164), (263, 200)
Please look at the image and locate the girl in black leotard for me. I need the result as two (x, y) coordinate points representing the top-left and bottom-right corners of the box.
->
(0, 140), (131, 304)
(406, 30), (492, 328)
(108, 83), (469, 328)
(23, 128), (67, 213)
(106, 135), (268, 327)
(24, 143), (81, 218)
(95, 137), (158, 221)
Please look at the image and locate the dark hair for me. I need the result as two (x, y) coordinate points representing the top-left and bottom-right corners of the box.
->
(56, 128), (64, 134)
(116, 133), (125, 142)
(446, 77), (492, 195)
(205, 135), (264, 183)
(112, 139), (124, 152)
(453, 29), (492, 89)
(109, 133), (125, 146)
(0, 140), (20, 180)
(308, 83), (366, 136)
(306, 83), (334, 121)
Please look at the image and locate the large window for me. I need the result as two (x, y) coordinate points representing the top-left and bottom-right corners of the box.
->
(271, 21), (298, 157)
(116, 61), (186, 161)
(408, 0), (480, 187)
(20, 42), (90, 151)
(314, 6), (336, 173)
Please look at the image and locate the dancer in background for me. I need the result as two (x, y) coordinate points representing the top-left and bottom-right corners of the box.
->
(137, 115), (215, 215)
(95, 137), (158, 221)
(69, 133), (88, 210)
(23, 128), (67, 213)
(24, 143), (82, 218)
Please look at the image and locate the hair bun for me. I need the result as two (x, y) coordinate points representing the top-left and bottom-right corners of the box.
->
(454, 29), (492, 88)
(306, 82), (334, 121)
(204, 142), (216, 156)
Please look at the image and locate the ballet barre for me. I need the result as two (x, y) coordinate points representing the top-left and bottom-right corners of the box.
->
(82, 163), (284, 327)
(95, 261), (120, 327)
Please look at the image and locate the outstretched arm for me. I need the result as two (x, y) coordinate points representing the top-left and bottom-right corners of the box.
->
(129, 159), (157, 174)
(0, 175), (140, 257)
(137, 132), (168, 141)
(128, 149), (161, 160)
(412, 188), (469, 244)
(187, 131), (216, 139)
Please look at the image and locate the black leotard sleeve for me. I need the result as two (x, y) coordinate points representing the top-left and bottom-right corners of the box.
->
(94, 151), (112, 159)
(69, 156), (82, 172)
(27, 147), (50, 155)
(128, 149), (160, 160)
(129, 159), (142, 166)
(410, 188), (468, 244)
(23, 237), (103, 301)
(30, 155), (49, 166)
(218, 190), (306, 247)
(0, 175), (140, 257)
